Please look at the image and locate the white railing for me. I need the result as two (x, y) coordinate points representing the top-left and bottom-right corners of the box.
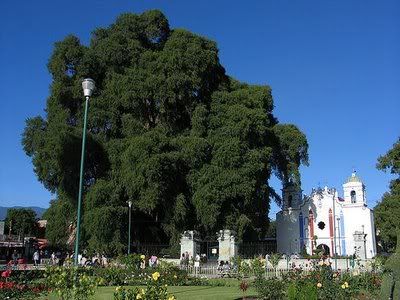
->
(179, 262), (374, 278)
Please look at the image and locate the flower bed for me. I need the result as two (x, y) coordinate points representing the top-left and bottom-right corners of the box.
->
(0, 269), (47, 299)
(114, 271), (176, 300)
(250, 258), (382, 300)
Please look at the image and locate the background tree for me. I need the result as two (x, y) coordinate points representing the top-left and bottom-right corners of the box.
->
(265, 220), (276, 238)
(374, 138), (400, 252)
(4, 208), (37, 237)
(42, 197), (74, 248)
(23, 10), (309, 254)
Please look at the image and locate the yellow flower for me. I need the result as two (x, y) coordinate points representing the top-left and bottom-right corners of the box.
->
(140, 254), (145, 260)
(341, 284), (346, 289)
(141, 288), (145, 294)
(173, 275), (177, 279)
(115, 286), (122, 292)
(136, 294), (142, 299)
(317, 282), (322, 288)
(168, 297), (175, 300)
(152, 271), (161, 281)
(344, 281), (349, 288)
(333, 273), (337, 278)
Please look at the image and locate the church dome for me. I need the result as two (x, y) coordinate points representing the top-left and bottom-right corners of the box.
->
(346, 171), (362, 183)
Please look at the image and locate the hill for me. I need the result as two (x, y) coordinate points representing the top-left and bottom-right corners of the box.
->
(0, 206), (46, 220)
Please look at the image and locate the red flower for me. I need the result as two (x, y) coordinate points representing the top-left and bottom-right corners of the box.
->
(1, 270), (11, 278)
(0, 281), (16, 289)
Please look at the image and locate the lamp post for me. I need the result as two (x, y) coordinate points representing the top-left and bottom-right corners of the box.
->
(74, 78), (95, 265)
(337, 217), (341, 256)
(332, 188), (338, 270)
(127, 200), (132, 254)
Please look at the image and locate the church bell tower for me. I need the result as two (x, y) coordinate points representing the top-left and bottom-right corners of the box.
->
(282, 180), (303, 210)
(342, 171), (366, 206)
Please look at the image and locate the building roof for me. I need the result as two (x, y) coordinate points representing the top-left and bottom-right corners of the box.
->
(345, 171), (362, 183)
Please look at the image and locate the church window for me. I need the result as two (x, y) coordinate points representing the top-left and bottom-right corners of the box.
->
(350, 191), (356, 203)
(288, 195), (293, 207)
(318, 221), (325, 230)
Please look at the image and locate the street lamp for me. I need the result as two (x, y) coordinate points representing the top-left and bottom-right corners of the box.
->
(74, 78), (95, 265)
(127, 200), (132, 254)
(331, 188), (338, 270)
(337, 217), (341, 256)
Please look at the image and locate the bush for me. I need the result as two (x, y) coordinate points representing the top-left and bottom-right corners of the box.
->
(283, 262), (382, 300)
(45, 266), (100, 300)
(114, 271), (175, 300)
(254, 277), (285, 300)
(8, 269), (45, 284)
(269, 253), (281, 269)
(287, 281), (317, 300)
(380, 242), (400, 300)
(94, 267), (128, 286)
(117, 254), (143, 270)
(0, 281), (47, 300)
(155, 265), (188, 286)
(0, 269), (47, 299)
(94, 261), (189, 287)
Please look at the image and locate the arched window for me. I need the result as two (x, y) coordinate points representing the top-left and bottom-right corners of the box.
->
(350, 190), (356, 203)
(288, 195), (293, 207)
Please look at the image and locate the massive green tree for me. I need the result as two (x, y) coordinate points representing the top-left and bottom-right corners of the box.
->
(23, 10), (308, 254)
(5, 208), (38, 237)
(374, 138), (400, 252)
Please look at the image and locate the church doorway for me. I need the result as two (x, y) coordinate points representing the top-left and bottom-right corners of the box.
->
(316, 244), (330, 256)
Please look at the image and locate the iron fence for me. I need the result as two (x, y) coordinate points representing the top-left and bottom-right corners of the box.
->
(238, 240), (277, 258)
(137, 244), (179, 258)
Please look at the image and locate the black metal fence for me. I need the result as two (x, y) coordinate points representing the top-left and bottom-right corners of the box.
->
(135, 239), (277, 260)
(238, 240), (277, 258)
(136, 244), (180, 258)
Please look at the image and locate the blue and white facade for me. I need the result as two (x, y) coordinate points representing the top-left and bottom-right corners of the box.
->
(276, 172), (377, 258)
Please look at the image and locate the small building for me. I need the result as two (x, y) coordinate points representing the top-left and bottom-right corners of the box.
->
(276, 172), (377, 259)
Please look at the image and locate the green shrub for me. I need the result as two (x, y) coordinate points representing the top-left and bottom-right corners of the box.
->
(154, 262), (188, 286)
(94, 267), (128, 286)
(254, 277), (285, 300)
(117, 254), (143, 270)
(0, 280), (47, 300)
(238, 260), (252, 278)
(380, 241), (400, 300)
(45, 266), (100, 300)
(8, 269), (46, 283)
(269, 253), (281, 269)
(114, 271), (175, 300)
(251, 258), (265, 277)
(287, 281), (318, 300)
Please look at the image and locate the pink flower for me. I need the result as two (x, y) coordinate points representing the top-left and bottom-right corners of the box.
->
(1, 270), (11, 278)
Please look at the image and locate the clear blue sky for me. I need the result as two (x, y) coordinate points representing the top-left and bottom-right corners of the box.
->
(1, 1), (399, 219)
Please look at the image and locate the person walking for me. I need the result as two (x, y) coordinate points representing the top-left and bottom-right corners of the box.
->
(33, 250), (40, 266)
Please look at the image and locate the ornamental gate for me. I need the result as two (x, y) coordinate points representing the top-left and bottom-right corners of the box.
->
(200, 240), (219, 261)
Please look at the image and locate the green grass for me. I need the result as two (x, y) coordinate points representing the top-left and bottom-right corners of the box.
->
(42, 285), (258, 300)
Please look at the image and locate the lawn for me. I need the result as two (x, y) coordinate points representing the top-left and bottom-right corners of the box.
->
(42, 285), (258, 300)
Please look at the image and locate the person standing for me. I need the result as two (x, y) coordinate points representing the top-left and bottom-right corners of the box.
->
(12, 250), (18, 266)
(51, 252), (56, 265)
(33, 250), (40, 266)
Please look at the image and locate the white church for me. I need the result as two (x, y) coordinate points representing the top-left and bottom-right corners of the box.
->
(276, 172), (377, 259)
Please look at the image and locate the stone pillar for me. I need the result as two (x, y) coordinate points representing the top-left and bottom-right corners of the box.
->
(180, 230), (200, 259)
(218, 229), (238, 262)
(353, 231), (367, 259)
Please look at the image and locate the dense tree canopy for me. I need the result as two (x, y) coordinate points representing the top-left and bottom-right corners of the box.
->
(5, 208), (37, 237)
(374, 138), (400, 252)
(23, 10), (309, 254)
